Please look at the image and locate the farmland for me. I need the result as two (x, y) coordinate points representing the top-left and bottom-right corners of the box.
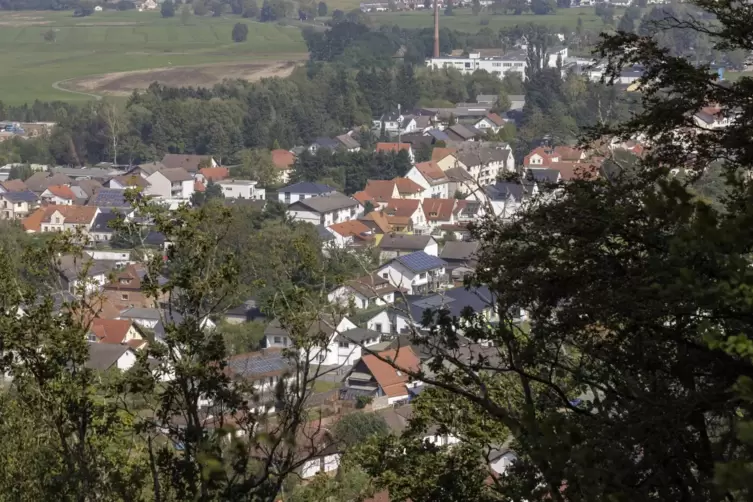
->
(0, 10), (307, 104)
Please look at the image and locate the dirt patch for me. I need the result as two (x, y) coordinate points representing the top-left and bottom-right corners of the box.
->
(63, 58), (307, 96)
(0, 13), (51, 25)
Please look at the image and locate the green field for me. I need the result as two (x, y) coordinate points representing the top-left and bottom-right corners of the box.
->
(371, 7), (610, 31)
(0, 10), (306, 104)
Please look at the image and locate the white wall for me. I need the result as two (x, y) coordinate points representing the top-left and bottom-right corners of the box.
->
(218, 182), (266, 199)
(377, 261), (446, 295)
(178, 179), (194, 199)
(145, 172), (170, 199)
(367, 310), (392, 335)
(115, 349), (137, 371)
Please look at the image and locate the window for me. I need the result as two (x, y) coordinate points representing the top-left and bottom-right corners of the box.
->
(284, 192), (291, 203)
(320, 215), (325, 224)
(338, 341), (349, 348)
(503, 62), (512, 67)
(382, 272), (388, 279)
(274, 336), (282, 344)
(492, 62), (501, 67)
(464, 63), (471, 69)
(419, 273), (427, 280)
(318, 353), (326, 363)
(374, 323), (383, 332)
(120, 293), (129, 301)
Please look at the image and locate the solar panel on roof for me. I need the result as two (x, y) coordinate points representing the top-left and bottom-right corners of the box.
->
(396, 251), (446, 273)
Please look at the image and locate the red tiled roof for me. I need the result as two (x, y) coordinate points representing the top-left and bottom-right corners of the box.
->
(199, 167), (229, 182)
(361, 347), (420, 398)
(485, 113), (505, 127)
(364, 180), (398, 202)
(353, 191), (377, 206)
(422, 198), (456, 222)
(90, 319), (134, 345)
(523, 146), (559, 167)
(23, 205), (98, 231)
(553, 145), (585, 162)
(45, 184), (76, 200)
(384, 198), (420, 218)
(376, 142), (412, 154)
(415, 161), (446, 181)
(271, 149), (295, 169)
(22, 207), (45, 232)
(394, 177), (423, 195)
(328, 220), (374, 241)
(431, 147), (457, 162)
(361, 210), (392, 233)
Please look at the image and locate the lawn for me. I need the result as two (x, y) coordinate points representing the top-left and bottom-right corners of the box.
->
(371, 6), (610, 32)
(0, 10), (306, 104)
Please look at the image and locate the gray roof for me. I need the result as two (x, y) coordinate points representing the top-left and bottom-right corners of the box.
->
(336, 327), (382, 343)
(58, 254), (114, 280)
(485, 180), (535, 202)
(263, 316), (338, 340)
(439, 241), (479, 262)
(0, 190), (38, 203)
(51, 167), (116, 180)
(161, 154), (212, 173)
(279, 181), (337, 195)
(315, 224), (336, 241)
(135, 162), (165, 175)
(336, 134), (360, 149)
(227, 349), (291, 379)
(119, 307), (162, 321)
(476, 94), (498, 104)
(158, 168), (193, 182)
(447, 124), (479, 140)
(90, 211), (121, 233)
(24, 172), (72, 192)
(378, 233), (434, 251)
(86, 343), (133, 371)
(455, 144), (511, 168)
(289, 193), (358, 213)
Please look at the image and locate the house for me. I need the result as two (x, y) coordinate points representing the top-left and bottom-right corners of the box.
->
(376, 251), (448, 294)
(161, 154), (216, 174)
(328, 273), (400, 309)
(363, 179), (400, 205)
(377, 404), (460, 446)
(217, 180), (266, 199)
(87, 188), (132, 210)
(523, 145), (585, 167)
(88, 318), (147, 350)
(40, 184), (78, 205)
(440, 241), (480, 271)
(375, 143), (415, 164)
(343, 347), (421, 405)
(117, 307), (163, 329)
(474, 113), (506, 133)
(405, 161), (451, 199)
(128, 162), (165, 178)
(445, 124), (483, 142)
(23, 205), (99, 234)
(105, 175), (150, 191)
(196, 167), (229, 184)
(51, 167), (115, 181)
(455, 144), (514, 186)
(509, 95), (525, 111)
(359, 210), (392, 235)
(335, 134), (361, 152)
(151, 309), (216, 343)
(24, 171), (72, 193)
(476, 94), (498, 105)
(373, 112), (404, 136)
(86, 343), (137, 372)
(693, 106), (732, 130)
(224, 298), (265, 324)
(308, 137), (340, 154)
(226, 349), (292, 406)
(422, 198), (457, 231)
(271, 149), (296, 184)
(56, 254), (112, 294)
(475, 180), (538, 219)
(263, 315), (382, 366)
(287, 193), (361, 226)
(277, 182), (337, 204)
(378, 233), (438, 260)
(431, 147), (458, 164)
(89, 211), (122, 242)
(327, 220), (375, 249)
(0, 179), (27, 193)
(383, 198), (427, 230)
(394, 178), (424, 199)
(145, 168), (195, 200)
(102, 264), (165, 310)
(0, 190), (39, 220)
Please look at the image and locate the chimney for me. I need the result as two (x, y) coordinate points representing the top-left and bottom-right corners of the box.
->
(433, 0), (439, 58)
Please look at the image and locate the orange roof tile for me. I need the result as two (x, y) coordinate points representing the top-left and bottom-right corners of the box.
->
(271, 149), (295, 169)
(422, 198), (456, 221)
(364, 180), (398, 202)
(90, 319), (134, 344)
(361, 347), (420, 398)
(376, 142), (412, 154)
(45, 205), (98, 224)
(361, 210), (392, 233)
(199, 167), (229, 182)
(384, 198), (421, 218)
(485, 113), (505, 127)
(194, 180), (206, 192)
(328, 220), (374, 240)
(353, 191), (377, 206)
(394, 177), (424, 195)
(45, 185), (76, 200)
(1, 179), (27, 192)
(553, 145), (585, 162)
(431, 147), (457, 162)
(22, 207), (46, 232)
(415, 161), (446, 182)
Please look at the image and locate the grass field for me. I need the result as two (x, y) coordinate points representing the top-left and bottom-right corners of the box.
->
(370, 6), (610, 31)
(0, 10), (307, 104)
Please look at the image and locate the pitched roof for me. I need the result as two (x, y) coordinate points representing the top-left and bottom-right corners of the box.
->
(88, 188), (129, 208)
(328, 220), (374, 241)
(24, 172), (72, 192)
(157, 167), (193, 182)
(21, 207), (45, 231)
(199, 167), (229, 182)
(1, 190), (38, 203)
(1, 179), (27, 192)
(394, 251), (447, 273)
(384, 198), (421, 218)
(342, 273), (399, 299)
(364, 180), (398, 202)
(24, 205), (99, 230)
(279, 181), (336, 195)
(393, 177), (423, 195)
(89, 319), (135, 345)
(455, 144), (511, 168)
(378, 233), (432, 251)
(44, 184), (77, 200)
(376, 143), (412, 154)
(485, 113), (505, 127)
(360, 210), (392, 234)
(90, 211), (121, 233)
(353, 191), (377, 206)
(85, 343), (133, 371)
(431, 147), (457, 162)
(72, 178), (102, 197)
(414, 161), (447, 183)
(110, 175), (150, 188)
(360, 347), (420, 398)
(551, 161), (600, 181)
(422, 198), (456, 222)
(289, 193), (359, 213)
(161, 154), (211, 173)
(135, 161), (166, 175)
(271, 149), (295, 169)
(226, 348), (290, 380)
(553, 145), (585, 162)
(524, 167), (561, 184)
(523, 146), (559, 166)
(440, 240), (479, 262)
(336, 134), (360, 150)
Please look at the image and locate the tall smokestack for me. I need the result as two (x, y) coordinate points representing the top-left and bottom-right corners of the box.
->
(433, 0), (439, 58)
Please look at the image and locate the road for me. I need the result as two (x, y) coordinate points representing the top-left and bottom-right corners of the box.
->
(51, 78), (103, 101)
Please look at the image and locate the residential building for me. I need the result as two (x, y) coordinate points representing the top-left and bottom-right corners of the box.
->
(394, 177), (424, 199)
(375, 142), (415, 164)
(445, 123), (483, 142)
(161, 154), (216, 174)
(376, 251), (448, 294)
(378, 233), (438, 260)
(271, 149), (296, 184)
(145, 168), (195, 200)
(277, 181), (337, 204)
(217, 180), (266, 199)
(405, 161), (451, 199)
(475, 180), (538, 218)
(693, 106), (733, 130)
(50, 167), (116, 181)
(128, 162), (165, 178)
(87, 188), (132, 211)
(102, 264), (165, 310)
(343, 347), (421, 406)
(373, 112), (404, 136)
(359, 210), (393, 235)
(287, 193), (361, 226)
(117, 307), (163, 329)
(88, 319), (147, 350)
(89, 211), (121, 242)
(377, 404), (460, 446)
(0, 179), (27, 193)
(474, 113), (506, 133)
(326, 220), (375, 249)
(196, 167), (229, 184)
(383, 198), (427, 230)
(86, 343), (137, 372)
(335, 134), (361, 152)
(57, 254), (112, 295)
(0, 190), (39, 220)
(455, 143), (515, 186)
(328, 273), (400, 309)
(440, 240), (480, 270)
(40, 184), (78, 205)
(422, 198), (458, 231)
(425, 47), (568, 79)
(362, 179), (400, 206)
(23, 205), (99, 234)
(24, 171), (72, 193)
(308, 137), (341, 153)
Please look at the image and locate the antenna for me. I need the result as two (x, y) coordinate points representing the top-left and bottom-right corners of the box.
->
(433, 0), (439, 58)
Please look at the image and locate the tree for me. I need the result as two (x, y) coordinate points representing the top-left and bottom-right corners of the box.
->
(472, 0), (481, 15)
(617, 13), (634, 33)
(193, 0), (208, 15)
(317, 0), (327, 15)
(217, 320), (266, 355)
(232, 22), (249, 42)
(231, 148), (278, 187)
(160, 0), (175, 17)
(443, 0), (453, 15)
(8, 163), (33, 181)
(42, 29), (56, 42)
(530, 0), (555, 15)
(99, 101), (123, 165)
(180, 3), (191, 23)
(242, 0), (259, 16)
(332, 412), (389, 448)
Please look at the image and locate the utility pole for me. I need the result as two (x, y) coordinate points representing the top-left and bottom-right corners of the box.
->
(433, 0), (439, 58)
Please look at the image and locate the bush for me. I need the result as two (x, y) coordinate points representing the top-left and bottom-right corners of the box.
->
(161, 0), (175, 17)
(232, 22), (249, 42)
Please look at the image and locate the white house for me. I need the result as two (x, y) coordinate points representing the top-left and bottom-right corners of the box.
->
(0, 190), (39, 220)
(405, 161), (452, 199)
(373, 112), (404, 136)
(378, 233), (439, 261)
(86, 343), (137, 372)
(455, 145), (515, 187)
(145, 168), (195, 200)
(425, 47), (568, 79)
(344, 347), (422, 405)
(277, 182), (337, 205)
(287, 193), (362, 226)
(474, 180), (539, 219)
(40, 185), (77, 205)
(474, 113), (506, 133)
(376, 251), (448, 295)
(328, 273), (399, 310)
(217, 180), (266, 199)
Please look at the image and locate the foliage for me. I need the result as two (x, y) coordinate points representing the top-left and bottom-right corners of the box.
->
(232, 22), (249, 42)
(8, 163), (33, 181)
(317, 0), (326, 16)
(161, 0), (175, 17)
(231, 148), (278, 187)
(332, 412), (389, 448)
(217, 320), (266, 355)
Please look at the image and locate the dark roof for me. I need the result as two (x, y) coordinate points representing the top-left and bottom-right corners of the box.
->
(313, 137), (341, 149)
(263, 316), (338, 340)
(161, 154), (211, 173)
(279, 182), (336, 195)
(315, 224), (336, 241)
(227, 349), (290, 379)
(0, 190), (38, 203)
(86, 343), (132, 371)
(485, 180), (534, 202)
(88, 188), (129, 208)
(406, 285), (495, 321)
(426, 129), (450, 141)
(158, 168), (193, 182)
(378, 233), (434, 251)
(289, 193), (358, 213)
(439, 241), (479, 262)
(393, 251), (447, 273)
(90, 211), (121, 233)
(144, 231), (167, 246)
(524, 168), (560, 184)
(336, 327), (382, 343)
